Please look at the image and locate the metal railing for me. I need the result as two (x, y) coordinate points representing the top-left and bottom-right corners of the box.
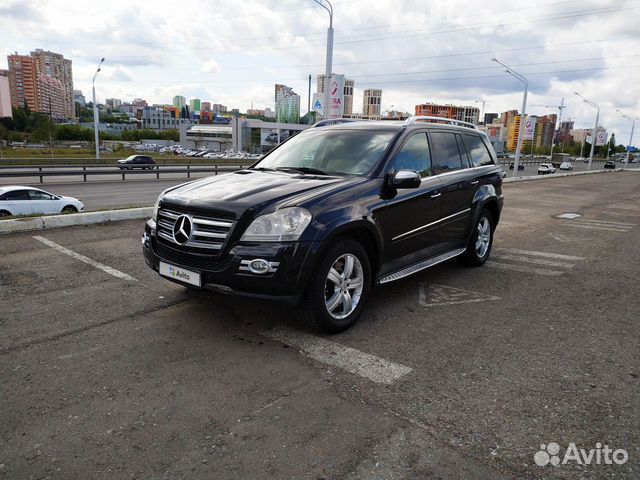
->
(0, 164), (244, 183)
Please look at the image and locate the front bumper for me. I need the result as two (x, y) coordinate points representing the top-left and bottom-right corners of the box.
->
(142, 219), (322, 305)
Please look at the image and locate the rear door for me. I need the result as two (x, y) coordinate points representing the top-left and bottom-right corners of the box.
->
(1, 189), (33, 215)
(429, 130), (474, 244)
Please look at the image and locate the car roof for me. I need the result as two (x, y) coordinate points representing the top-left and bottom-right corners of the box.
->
(0, 185), (43, 194)
(310, 120), (485, 134)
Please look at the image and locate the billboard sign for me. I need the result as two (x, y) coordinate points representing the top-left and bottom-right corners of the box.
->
(523, 117), (536, 140)
(312, 93), (324, 116)
(596, 130), (607, 146)
(328, 74), (345, 119)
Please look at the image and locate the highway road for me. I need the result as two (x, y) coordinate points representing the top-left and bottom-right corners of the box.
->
(2, 171), (638, 479)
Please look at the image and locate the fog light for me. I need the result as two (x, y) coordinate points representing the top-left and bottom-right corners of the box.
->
(239, 259), (280, 274)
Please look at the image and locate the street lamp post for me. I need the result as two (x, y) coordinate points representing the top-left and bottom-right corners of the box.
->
(616, 109), (638, 167)
(92, 58), (105, 160)
(574, 92), (599, 170)
(475, 100), (486, 125)
(492, 58), (528, 177)
(531, 98), (566, 161)
(314, 0), (333, 120)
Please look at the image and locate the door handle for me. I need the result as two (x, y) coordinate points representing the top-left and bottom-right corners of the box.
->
(430, 192), (441, 199)
(470, 180), (479, 185)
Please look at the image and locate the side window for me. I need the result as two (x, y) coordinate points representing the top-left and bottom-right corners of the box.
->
(393, 133), (431, 178)
(28, 190), (54, 200)
(463, 134), (495, 167)
(430, 131), (463, 174)
(4, 190), (30, 200)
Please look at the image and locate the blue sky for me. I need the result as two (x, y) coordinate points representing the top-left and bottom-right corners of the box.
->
(1, 0), (639, 143)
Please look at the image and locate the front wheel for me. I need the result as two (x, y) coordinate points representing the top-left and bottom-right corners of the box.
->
(458, 210), (494, 266)
(61, 206), (78, 214)
(300, 239), (371, 333)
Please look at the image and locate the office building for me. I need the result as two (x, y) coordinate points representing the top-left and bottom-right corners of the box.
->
(189, 98), (201, 112)
(173, 95), (186, 108)
(363, 89), (382, 116)
(484, 113), (498, 125)
(275, 84), (300, 124)
(105, 98), (122, 111)
(414, 102), (480, 125)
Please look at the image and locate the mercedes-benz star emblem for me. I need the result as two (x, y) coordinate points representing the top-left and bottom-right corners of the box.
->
(172, 215), (192, 245)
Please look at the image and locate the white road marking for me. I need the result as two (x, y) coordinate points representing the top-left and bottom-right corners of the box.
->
(575, 219), (636, 226)
(492, 254), (575, 269)
(606, 204), (640, 211)
(485, 261), (564, 277)
(563, 224), (628, 232)
(261, 325), (412, 384)
(418, 283), (500, 307)
(498, 248), (584, 261)
(556, 213), (581, 219)
(33, 236), (137, 282)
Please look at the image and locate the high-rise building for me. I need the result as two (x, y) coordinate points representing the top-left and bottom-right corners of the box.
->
(506, 114), (523, 151)
(558, 120), (574, 144)
(484, 113), (498, 125)
(0, 73), (12, 118)
(414, 102), (480, 125)
(105, 98), (122, 111)
(212, 104), (227, 114)
(189, 98), (201, 112)
(275, 84), (300, 124)
(73, 89), (85, 107)
(7, 49), (74, 118)
(363, 89), (382, 116)
(317, 74), (355, 116)
(173, 95), (186, 108)
(201, 101), (211, 112)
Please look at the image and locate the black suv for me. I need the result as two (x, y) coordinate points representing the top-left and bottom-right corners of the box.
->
(142, 117), (503, 332)
(118, 155), (157, 170)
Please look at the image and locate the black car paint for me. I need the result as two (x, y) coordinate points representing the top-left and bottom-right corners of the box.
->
(143, 122), (503, 302)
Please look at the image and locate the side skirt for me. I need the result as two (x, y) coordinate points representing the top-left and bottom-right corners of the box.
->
(377, 247), (466, 284)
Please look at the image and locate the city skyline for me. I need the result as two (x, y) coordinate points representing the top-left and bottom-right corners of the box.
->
(0, 0), (638, 141)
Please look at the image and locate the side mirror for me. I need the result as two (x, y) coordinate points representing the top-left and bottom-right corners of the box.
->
(392, 169), (421, 189)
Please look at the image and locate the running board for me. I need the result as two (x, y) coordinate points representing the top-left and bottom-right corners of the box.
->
(378, 248), (466, 284)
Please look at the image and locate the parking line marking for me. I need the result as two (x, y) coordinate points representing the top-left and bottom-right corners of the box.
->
(261, 325), (413, 384)
(492, 254), (575, 268)
(576, 219), (636, 226)
(563, 224), (629, 232)
(418, 283), (500, 307)
(485, 261), (564, 276)
(33, 236), (137, 282)
(498, 248), (584, 261)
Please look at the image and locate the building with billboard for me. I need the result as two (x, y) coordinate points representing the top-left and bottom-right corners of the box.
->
(275, 84), (300, 124)
(317, 74), (354, 116)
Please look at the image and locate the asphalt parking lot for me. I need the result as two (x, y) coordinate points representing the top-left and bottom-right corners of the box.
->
(1, 171), (639, 479)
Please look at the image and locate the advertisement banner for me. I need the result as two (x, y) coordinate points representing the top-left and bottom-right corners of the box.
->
(260, 128), (279, 147)
(596, 130), (607, 146)
(523, 117), (536, 140)
(328, 74), (345, 119)
(312, 93), (324, 117)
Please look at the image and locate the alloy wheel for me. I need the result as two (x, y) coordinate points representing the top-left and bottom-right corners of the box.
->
(324, 253), (364, 320)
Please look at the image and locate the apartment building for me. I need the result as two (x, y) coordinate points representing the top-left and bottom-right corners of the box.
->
(363, 89), (382, 116)
(414, 102), (480, 125)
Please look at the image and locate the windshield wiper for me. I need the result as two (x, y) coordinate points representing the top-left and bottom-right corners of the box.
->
(275, 166), (328, 175)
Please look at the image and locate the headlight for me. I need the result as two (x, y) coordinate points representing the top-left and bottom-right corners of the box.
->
(241, 207), (312, 242)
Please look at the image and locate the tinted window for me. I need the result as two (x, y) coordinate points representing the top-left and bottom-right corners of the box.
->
(29, 190), (55, 200)
(257, 129), (396, 176)
(394, 133), (431, 178)
(430, 132), (463, 174)
(463, 134), (494, 167)
(3, 190), (30, 200)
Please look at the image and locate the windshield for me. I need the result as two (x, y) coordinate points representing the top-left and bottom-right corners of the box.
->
(255, 129), (396, 176)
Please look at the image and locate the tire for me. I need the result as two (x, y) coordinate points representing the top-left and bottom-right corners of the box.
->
(61, 206), (78, 214)
(299, 239), (371, 333)
(0, 210), (11, 218)
(458, 209), (494, 267)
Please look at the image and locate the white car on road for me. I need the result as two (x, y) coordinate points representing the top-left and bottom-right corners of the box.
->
(0, 186), (84, 217)
(537, 163), (556, 175)
(559, 161), (574, 170)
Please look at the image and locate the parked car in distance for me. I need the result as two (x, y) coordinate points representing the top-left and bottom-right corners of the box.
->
(559, 161), (574, 171)
(604, 160), (616, 169)
(538, 163), (556, 174)
(509, 162), (525, 171)
(0, 186), (84, 217)
(142, 116), (504, 333)
(117, 155), (157, 170)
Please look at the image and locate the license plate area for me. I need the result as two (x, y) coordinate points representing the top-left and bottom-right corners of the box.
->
(159, 261), (202, 287)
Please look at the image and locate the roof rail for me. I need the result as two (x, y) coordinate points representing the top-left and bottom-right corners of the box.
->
(311, 118), (363, 128)
(404, 116), (478, 129)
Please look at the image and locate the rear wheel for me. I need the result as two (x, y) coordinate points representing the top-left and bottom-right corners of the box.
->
(0, 210), (11, 218)
(300, 239), (371, 333)
(458, 209), (494, 266)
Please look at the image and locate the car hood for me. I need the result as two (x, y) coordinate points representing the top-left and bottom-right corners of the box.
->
(60, 195), (81, 203)
(159, 170), (358, 218)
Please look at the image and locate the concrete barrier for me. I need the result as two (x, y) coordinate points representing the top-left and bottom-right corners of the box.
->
(503, 168), (617, 183)
(0, 207), (152, 235)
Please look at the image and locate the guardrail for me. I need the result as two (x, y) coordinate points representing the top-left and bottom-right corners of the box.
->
(0, 164), (243, 183)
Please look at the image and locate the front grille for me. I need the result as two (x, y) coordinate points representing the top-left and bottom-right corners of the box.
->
(156, 207), (235, 253)
(160, 202), (235, 220)
(154, 240), (233, 272)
